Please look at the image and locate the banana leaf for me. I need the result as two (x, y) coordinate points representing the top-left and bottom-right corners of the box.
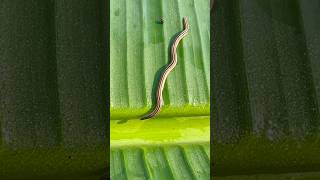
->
(0, 1), (108, 179)
(212, 0), (320, 178)
(110, 0), (210, 179)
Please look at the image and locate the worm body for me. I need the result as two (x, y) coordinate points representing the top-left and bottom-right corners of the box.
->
(141, 17), (189, 120)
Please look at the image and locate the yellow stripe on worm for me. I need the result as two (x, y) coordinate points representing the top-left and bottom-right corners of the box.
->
(141, 17), (189, 120)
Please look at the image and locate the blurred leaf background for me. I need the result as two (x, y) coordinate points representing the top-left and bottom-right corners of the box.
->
(0, 0), (108, 179)
(212, 0), (320, 178)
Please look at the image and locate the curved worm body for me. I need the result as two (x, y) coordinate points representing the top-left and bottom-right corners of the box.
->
(141, 17), (189, 120)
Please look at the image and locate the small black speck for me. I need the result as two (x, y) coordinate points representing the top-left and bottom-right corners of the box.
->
(156, 17), (164, 24)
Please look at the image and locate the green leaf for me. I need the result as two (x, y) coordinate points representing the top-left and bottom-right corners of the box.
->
(111, 144), (210, 180)
(212, 0), (320, 177)
(110, 0), (210, 119)
(215, 171), (320, 180)
(110, 0), (210, 178)
(0, 1), (107, 179)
